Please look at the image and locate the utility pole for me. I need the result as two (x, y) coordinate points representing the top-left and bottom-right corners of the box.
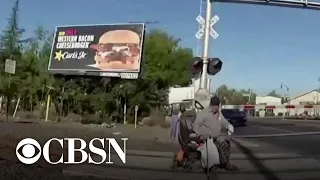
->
(281, 83), (290, 118)
(317, 77), (320, 116)
(318, 77), (320, 104)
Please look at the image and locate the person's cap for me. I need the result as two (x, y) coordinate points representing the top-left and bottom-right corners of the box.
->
(210, 96), (220, 106)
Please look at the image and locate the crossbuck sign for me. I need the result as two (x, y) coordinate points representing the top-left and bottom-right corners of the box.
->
(195, 15), (219, 39)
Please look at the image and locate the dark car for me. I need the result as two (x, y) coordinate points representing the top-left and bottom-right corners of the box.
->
(221, 109), (247, 126)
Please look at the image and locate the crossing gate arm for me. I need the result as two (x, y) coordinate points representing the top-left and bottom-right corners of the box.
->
(210, 0), (320, 10)
(221, 104), (317, 109)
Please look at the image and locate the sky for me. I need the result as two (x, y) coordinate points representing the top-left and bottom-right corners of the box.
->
(1, 0), (320, 97)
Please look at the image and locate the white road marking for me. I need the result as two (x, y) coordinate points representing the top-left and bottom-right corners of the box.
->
(296, 123), (320, 128)
(232, 138), (260, 147)
(281, 119), (320, 123)
(252, 125), (294, 133)
(235, 131), (320, 138)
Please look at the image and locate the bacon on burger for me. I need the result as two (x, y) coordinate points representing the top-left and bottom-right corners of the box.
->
(90, 30), (141, 70)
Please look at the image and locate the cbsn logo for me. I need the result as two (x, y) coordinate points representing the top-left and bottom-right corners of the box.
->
(16, 138), (127, 165)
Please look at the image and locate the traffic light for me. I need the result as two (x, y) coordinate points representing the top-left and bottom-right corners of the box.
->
(191, 57), (223, 76)
(207, 58), (222, 75)
(191, 57), (203, 75)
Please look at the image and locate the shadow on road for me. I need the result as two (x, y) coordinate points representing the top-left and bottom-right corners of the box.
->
(232, 139), (280, 180)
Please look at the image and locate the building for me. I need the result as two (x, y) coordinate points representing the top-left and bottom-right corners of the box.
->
(289, 90), (320, 116)
(255, 96), (286, 117)
(168, 75), (211, 105)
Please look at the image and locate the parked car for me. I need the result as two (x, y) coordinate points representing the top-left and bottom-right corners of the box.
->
(221, 109), (247, 126)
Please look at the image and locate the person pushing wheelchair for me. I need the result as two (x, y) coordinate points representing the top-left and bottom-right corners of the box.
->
(192, 96), (239, 171)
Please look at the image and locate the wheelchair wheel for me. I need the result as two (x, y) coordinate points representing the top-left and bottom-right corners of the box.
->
(184, 160), (195, 172)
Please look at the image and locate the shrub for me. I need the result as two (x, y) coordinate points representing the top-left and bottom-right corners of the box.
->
(265, 112), (275, 116)
(142, 117), (155, 127)
(64, 113), (82, 123)
(160, 121), (170, 128)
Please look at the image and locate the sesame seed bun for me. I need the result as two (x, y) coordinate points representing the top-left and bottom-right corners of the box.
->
(92, 30), (141, 71)
(98, 30), (140, 44)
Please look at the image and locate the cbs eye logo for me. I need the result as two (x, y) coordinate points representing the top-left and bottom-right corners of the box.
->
(16, 138), (42, 164)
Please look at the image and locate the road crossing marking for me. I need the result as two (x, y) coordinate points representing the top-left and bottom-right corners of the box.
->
(235, 131), (320, 138)
(252, 125), (294, 133)
(232, 138), (260, 147)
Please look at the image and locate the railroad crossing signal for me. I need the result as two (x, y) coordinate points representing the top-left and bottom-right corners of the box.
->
(195, 15), (219, 39)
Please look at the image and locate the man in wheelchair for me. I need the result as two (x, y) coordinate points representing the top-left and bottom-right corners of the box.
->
(192, 96), (239, 171)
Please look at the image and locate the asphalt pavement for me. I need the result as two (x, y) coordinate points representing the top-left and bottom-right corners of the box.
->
(240, 118), (320, 157)
(3, 118), (319, 179)
(64, 118), (320, 180)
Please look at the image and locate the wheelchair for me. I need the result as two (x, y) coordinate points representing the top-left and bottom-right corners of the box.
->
(171, 101), (228, 179)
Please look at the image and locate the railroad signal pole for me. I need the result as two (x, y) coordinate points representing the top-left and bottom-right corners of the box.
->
(194, 0), (219, 107)
(195, 0), (219, 90)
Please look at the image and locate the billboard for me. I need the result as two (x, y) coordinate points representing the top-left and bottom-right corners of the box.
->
(48, 23), (145, 79)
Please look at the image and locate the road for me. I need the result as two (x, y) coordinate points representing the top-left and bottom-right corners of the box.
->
(2, 119), (320, 179)
(238, 118), (320, 157)
(64, 118), (320, 180)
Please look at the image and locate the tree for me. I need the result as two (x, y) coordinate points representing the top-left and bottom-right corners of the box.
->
(239, 89), (257, 104)
(267, 90), (282, 98)
(0, 2), (196, 124)
(216, 85), (257, 105)
(0, 0), (24, 53)
(142, 29), (193, 88)
(0, 0), (25, 120)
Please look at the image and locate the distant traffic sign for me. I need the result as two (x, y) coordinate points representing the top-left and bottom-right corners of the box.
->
(5, 59), (16, 74)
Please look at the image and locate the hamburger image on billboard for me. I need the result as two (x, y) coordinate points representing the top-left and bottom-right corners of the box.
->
(48, 23), (144, 73)
(89, 30), (141, 70)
